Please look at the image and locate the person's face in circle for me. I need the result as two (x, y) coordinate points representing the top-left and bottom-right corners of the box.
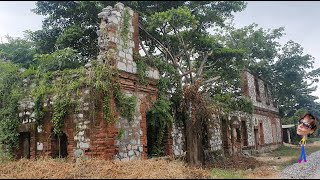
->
(297, 115), (314, 136)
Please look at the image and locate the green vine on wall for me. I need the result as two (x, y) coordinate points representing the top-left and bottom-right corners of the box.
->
(133, 53), (148, 85)
(120, 8), (130, 49)
(146, 94), (173, 157)
(91, 63), (137, 123)
(34, 94), (44, 124)
(52, 96), (70, 135)
(113, 83), (137, 122)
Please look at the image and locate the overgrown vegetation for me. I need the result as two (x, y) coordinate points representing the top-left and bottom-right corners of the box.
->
(0, 61), (22, 152)
(120, 8), (130, 48)
(1, 1), (320, 167)
(0, 50), (137, 154)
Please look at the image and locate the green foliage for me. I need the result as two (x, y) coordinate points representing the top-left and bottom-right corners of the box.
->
(147, 6), (198, 32)
(147, 95), (173, 157)
(116, 128), (125, 140)
(120, 8), (130, 48)
(114, 85), (137, 123)
(90, 63), (137, 123)
(4, 0), (320, 165)
(0, 60), (22, 150)
(0, 36), (36, 68)
(0, 145), (14, 163)
(34, 94), (45, 124)
(134, 53), (148, 85)
(272, 41), (320, 118)
(103, 93), (112, 123)
(52, 96), (70, 135)
(213, 93), (253, 114)
(33, 48), (84, 73)
(211, 168), (245, 179)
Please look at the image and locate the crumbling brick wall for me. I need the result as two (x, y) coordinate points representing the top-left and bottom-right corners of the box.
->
(13, 3), (283, 162)
(15, 3), (160, 162)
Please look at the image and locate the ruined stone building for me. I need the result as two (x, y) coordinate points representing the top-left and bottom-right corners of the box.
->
(169, 69), (283, 159)
(14, 3), (282, 161)
(227, 70), (282, 155)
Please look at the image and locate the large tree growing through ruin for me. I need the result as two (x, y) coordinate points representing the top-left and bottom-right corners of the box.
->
(136, 2), (248, 166)
(28, 1), (248, 166)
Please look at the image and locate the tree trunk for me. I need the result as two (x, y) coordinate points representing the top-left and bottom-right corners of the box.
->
(185, 102), (203, 166)
(58, 136), (61, 158)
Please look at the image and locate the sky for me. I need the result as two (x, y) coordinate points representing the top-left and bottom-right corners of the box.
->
(1, 1), (320, 100)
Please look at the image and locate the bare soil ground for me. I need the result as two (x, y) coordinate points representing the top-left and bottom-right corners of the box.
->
(245, 142), (320, 179)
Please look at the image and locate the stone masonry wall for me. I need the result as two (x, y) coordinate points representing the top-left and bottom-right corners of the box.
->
(171, 123), (185, 156)
(207, 115), (223, 152)
(241, 70), (282, 153)
(96, 3), (159, 161)
(15, 3), (160, 161)
(244, 70), (278, 112)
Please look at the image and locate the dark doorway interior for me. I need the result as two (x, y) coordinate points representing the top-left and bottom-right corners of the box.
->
(221, 118), (229, 156)
(19, 132), (30, 159)
(51, 132), (68, 158)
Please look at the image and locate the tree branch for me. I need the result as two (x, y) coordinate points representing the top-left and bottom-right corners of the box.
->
(139, 23), (183, 74)
(201, 76), (221, 85)
(196, 51), (213, 80)
(139, 38), (150, 58)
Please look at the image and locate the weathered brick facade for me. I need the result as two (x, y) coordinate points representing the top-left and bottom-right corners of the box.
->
(13, 3), (282, 161)
(15, 3), (161, 162)
(171, 69), (283, 158)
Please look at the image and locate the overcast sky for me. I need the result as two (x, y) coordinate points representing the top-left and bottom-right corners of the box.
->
(1, 1), (320, 100)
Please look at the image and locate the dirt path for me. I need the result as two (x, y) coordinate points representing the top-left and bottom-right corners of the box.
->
(247, 142), (320, 179)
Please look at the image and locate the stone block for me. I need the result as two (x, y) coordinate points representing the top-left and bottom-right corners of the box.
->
(77, 113), (84, 118)
(127, 144), (132, 150)
(119, 51), (126, 58)
(74, 149), (84, 158)
(132, 66), (137, 74)
(128, 150), (134, 157)
(115, 2), (124, 11)
(126, 53), (133, 61)
(126, 63), (133, 73)
(130, 139), (137, 145)
(117, 61), (126, 71)
(153, 70), (160, 79)
(37, 125), (43, 133)
(129, 156), (137, 161)
(129, 40), (135, 48)
(121, 157), (129, 162)
(102, 6), (112, 12)
(79, 142), (90, 149)
(37, 142), (43, 151)
(128, 9), (134, 17)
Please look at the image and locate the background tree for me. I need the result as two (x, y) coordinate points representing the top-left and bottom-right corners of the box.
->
(0, 35), (36, 68)
(222, 23), (320, 127)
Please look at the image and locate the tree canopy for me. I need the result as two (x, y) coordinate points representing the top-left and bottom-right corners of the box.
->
(1, 0), (320, 164)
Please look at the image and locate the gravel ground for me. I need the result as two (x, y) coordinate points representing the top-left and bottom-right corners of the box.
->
(280, 150), (320, 179)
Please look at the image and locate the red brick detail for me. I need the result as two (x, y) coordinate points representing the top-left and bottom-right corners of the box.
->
(165, 127), (173, 156)
(132, 12), (139, 53)
(241, 70), (249, 97)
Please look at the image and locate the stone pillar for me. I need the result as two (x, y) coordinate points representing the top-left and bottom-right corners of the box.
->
(95, 3), (161, 162)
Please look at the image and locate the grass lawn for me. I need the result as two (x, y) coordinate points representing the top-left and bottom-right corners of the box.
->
(268, 144), (319, 158)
